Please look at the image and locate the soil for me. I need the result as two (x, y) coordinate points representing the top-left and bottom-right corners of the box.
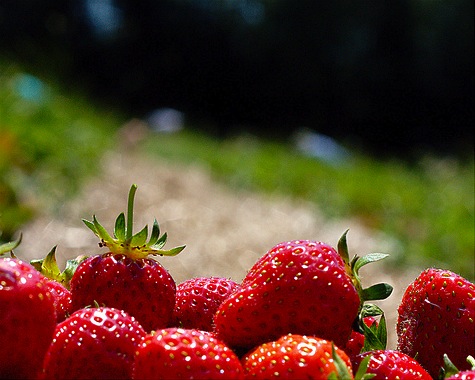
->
(18, 148), (423, 349)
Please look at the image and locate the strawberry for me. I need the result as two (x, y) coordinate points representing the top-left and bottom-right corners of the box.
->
(173, 276), (241, 331)
(69, 184), (185, 331)
(352, 350), (432, 379)
(0, 257), (56, 379)
(241, 334), (353, 379)
(42, 277), (72, 322)
(41, 306), (146, 379)
(448, 372), (475, 380)
(31, 246), (86, 322)
(342, 316), (378, 364)
(132, 327), (244, 379)
(397, 268), (475, 377)
(214, 231), (392, 350)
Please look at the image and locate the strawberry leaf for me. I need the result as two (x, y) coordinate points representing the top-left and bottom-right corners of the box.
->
(328, 343), (352, 380)
(441, 354), (460, 378)
(153, 231), (168, 249)
(31, 247), (86, 289)
(353, 355), (376, 380)
(131, 225), (148, 247)
(82, 218), (97, 234)
(360, 304), (388, 352)
(31, 246), (61, 279)
(148, 219), (161, 246)
(353, 253), (389, 274)
(337, 229), (351, 267)
(114, 213), (126, 240)
(0, 233), (22, 256)
(82, 184), (185, 259)
(361, 282), (393, 301)
(149, 244), (186, 257)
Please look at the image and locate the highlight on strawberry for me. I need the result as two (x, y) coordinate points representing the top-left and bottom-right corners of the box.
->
(69, 184), (186, 332)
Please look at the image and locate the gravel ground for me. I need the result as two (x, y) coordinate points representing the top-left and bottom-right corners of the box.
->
(18, 149), (423, 349)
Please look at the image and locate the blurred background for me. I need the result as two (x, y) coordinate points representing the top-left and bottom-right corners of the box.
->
(1, 0), (474, 281)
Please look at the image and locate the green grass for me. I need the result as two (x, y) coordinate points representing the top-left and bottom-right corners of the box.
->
(1, 61), (473, 280)
(0, 62), (125, 239)
(143, 130), (474, 280)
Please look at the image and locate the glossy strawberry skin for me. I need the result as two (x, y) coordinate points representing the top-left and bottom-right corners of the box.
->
(397, 268), (475, 377)
(343, 316), (377, 365)
(0, 258), (56, 380)
(241, 334), (353, 379)
(42, 306), (146, 380)
(214, 240), (360, 350)
(447, 370), (475, 380)
(173, 276), (241, 331)
(70, 252), (176, 332)
(353, 350), (431, 379)
(43, 278), (72, 322)
(133, 327), (244, 380)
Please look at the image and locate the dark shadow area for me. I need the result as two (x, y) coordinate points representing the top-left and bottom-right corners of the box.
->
(0, 0), (473, 159)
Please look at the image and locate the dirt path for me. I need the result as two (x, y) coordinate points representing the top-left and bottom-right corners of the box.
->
(18, 149), (423, 349)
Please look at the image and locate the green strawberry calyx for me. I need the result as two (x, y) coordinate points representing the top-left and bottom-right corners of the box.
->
(83, 184), (185, 260)
(337, 229), (393, 307)
(31, 246), (87, 289)
(0, 233), (22, 256)
(440, 354), (475, 379)
(337, 230), (393, 353)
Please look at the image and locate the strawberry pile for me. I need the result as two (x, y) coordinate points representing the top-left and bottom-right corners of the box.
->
(1, 184), (474, 379)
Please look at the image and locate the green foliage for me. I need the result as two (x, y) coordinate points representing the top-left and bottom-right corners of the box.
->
(1, 61), (473, 280)
(0, 62), (123, 240)
(143, 130), (474, 280)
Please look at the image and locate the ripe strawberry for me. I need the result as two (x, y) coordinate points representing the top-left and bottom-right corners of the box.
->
(214, 232), (392, 350)
(173, 276), (241, 331)
(42, 306), (146, 379)
(132, 327), (244, 379)
(342, 316), (378, 364)
(31, 246), (86, 322)
(397, 268), (475, 377)
(241, 334), (353, 379)
(352, 350), (432, 379)
(0, 257), (56, 379)
(448, 372), (475, 380)
(43, 277), (72, 322)
(69, 184), (185, 331)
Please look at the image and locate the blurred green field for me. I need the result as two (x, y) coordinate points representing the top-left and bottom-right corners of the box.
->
(0, 62), (123, 237)
(1, 62), (474, 279)
(142, 131), (474, 279)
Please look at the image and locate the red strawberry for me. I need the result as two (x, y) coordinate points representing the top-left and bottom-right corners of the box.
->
(31, 246), (86, 322)
(42, 306), (146, 379)
(132, 327), (244, 379)
(43, 277), (72, 322)
(352, 350), (432, 379)
(397, 268), (475, 377)
(69, 184), (185, 331)
(342, 316), (378, 364)
(214, 232), (392, 350)
(241, 334), (353, 379)
(0, 257), (56, 379)
(448, 371), (475, 380)
(173, 276), (241, 331)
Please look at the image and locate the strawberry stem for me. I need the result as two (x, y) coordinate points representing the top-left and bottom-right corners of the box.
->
(83, 184), (185, 259)
(126, 184), (137, 241)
